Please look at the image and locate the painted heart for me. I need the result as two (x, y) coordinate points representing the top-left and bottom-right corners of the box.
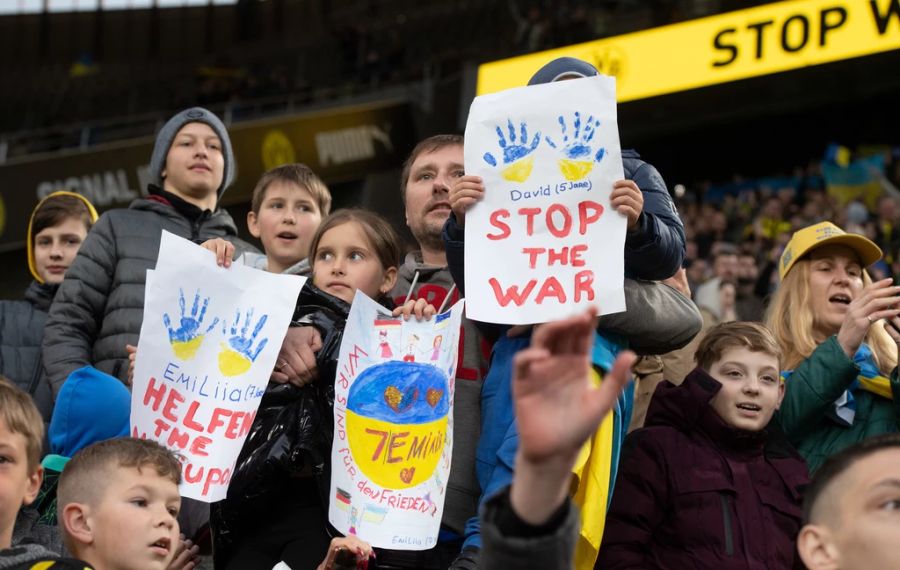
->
(426, 388), (444, 408)
(400, 467), (416, 484)
(384, 386), (418, 413)
(384, 386), (402, 411)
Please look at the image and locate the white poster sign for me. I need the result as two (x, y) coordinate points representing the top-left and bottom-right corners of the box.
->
(329, 291), (464, 550)
(464, 75), (626, 324)
(131, 231), (304, 502)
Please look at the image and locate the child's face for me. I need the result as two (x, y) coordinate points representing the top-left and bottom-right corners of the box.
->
(248, 181), (322, 273)
(313, 221), (397, 304)
(84, 466), (181, 570)
(708, 346), (783, 432)
(33, 216), (89, 284)
(162, 122), (224, 201)
(0, 418), (42, 548)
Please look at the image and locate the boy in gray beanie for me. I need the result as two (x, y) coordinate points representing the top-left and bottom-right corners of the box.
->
(149, 106), (236, 197)
(42, 105), (254, 404)
(41, 105), (258, 552)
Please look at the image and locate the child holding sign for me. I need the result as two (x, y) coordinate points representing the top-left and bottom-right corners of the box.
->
(212, 209), (433, 570)
(444, 57), (690, 569)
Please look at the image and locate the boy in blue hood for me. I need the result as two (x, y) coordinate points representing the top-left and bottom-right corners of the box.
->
(33, 367), (132, 526)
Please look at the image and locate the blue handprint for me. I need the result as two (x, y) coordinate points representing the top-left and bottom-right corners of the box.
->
(544, 112), (606, 181)
(218, 308), (269, 377)
(482, 119), (541, 182)
(163, 289), (219, 360)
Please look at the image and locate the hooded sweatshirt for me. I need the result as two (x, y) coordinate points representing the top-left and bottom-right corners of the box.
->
(42, 185), (257, 392)
(12, 366), (131, 555)
(0, 543), (89, 570)
(0, 191), (98, 423)
(598, 368), (808, 569)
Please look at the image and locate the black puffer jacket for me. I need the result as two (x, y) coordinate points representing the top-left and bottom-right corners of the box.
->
(0, 281), (57, 421)
(210, 285), (352, 562)
(42, 193), (257, 393)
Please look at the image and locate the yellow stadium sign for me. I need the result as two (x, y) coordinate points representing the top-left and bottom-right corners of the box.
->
(476, 0), (900, 100)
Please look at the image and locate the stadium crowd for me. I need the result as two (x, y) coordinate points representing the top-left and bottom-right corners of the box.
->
(2, 56), (900, 570)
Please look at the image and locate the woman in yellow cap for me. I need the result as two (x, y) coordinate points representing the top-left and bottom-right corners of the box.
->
(767, 221), (900, 472)
(0, 191), (97, 424)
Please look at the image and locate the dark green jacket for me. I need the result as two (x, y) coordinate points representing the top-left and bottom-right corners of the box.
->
(778, 335), (900, 473)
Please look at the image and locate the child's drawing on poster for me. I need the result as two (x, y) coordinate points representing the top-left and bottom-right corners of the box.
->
(132, 231), (304, 502)
(464, 75), (627, 325)
(329, 291), (464, 550)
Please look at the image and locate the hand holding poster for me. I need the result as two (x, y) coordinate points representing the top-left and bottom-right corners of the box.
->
(463, 76), (626, 324)
(329, 291), (464, 550)
(131, 231), (305, 502)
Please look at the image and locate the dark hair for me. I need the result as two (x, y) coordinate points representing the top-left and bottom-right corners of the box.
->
(308, 208), (402, 273)
(250, 163), (332, 216)
(802, 433), (900, 524)
(400, 134), (464, 203)
(31, 194), (94, 242)
(694, 321), (781, 371)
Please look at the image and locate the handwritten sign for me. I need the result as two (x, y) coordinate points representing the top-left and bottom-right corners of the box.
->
(131, 231), (304, 502)
(464, 75), (626, 324)
(329, 291), (464, 550)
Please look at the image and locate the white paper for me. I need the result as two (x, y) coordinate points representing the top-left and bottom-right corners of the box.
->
(329, 291), (464, 550)
(131, 231), (305, 502)
(463, 75), (627, 324)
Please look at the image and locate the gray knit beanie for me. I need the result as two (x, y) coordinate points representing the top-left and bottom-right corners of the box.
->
(149, 107), (235, 196)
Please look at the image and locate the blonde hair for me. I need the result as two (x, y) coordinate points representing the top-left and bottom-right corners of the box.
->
(765, 259), (898, 373)
(0, 376), (44, 473)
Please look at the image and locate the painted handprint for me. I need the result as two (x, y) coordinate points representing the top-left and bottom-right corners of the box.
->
(163, 289), (219, 360)
(218, 308), (269, 376)
(482, 119), (541, 182)
(545, 112), (606, 181)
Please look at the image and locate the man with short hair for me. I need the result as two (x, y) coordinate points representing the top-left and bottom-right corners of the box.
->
(797, 433), (900, 570)
(380, 134), (491, 569)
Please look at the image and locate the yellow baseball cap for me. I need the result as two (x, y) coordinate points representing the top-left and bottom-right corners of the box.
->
(779, 221), (882, 279)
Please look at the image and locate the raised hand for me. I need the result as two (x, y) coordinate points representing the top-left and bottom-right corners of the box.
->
(449, 175), (485, 227)
(610, 179), (645, 230)
(514, 307), (635, 463)
(837, 278), (900, 358)
(510, 307), (635, 525)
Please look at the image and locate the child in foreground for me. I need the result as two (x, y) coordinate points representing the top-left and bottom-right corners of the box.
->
(0, 377), (56, 566)
(212, 209), (432, 569)
(598, 322), (809, 568)
(56, 438), (183, 570)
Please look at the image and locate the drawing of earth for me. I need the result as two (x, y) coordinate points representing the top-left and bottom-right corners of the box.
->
(346, 361), (450, 489)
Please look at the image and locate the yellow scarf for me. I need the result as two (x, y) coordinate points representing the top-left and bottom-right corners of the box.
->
(570, 368), (615, 569)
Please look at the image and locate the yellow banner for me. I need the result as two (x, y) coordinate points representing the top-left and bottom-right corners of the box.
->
(477, 0), (900, 100)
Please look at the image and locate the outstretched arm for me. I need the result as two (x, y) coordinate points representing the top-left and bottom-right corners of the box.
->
(510, 307), (635, 522)
(477, 308), (634, 570)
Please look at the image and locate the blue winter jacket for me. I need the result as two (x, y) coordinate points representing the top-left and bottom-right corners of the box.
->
(443, 149), (684, 551)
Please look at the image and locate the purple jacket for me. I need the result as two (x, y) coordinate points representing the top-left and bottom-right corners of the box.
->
(597, 368), (808, 569)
